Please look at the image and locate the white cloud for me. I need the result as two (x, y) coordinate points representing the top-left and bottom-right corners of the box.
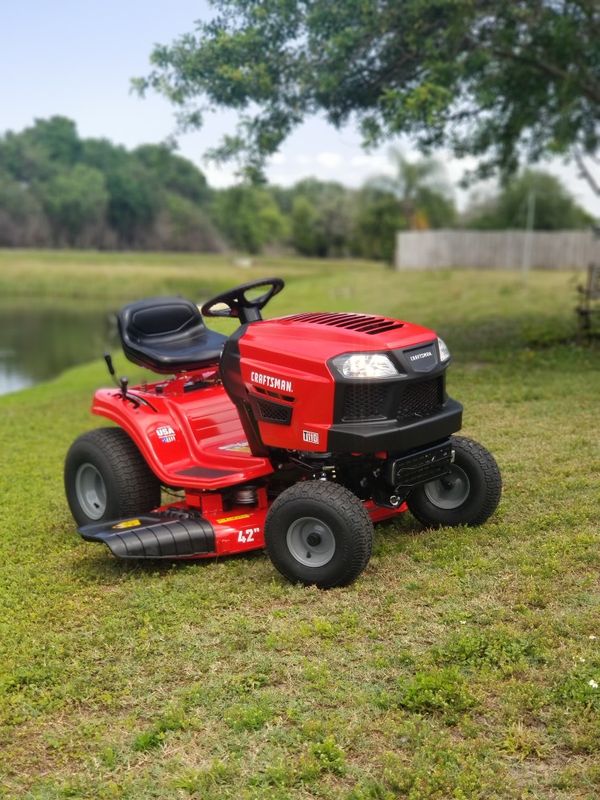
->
(295, 154), (312, 166)
(267, 170), (308, 186)
(269, 152), (286, 166)
(349, 154), (390, 171)
(316, 151), (343, 169)
(202, 164), (238, 188)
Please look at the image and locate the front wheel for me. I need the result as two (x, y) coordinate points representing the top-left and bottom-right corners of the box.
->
(407, 435), (501, 528)
(264, 482), (374, 589)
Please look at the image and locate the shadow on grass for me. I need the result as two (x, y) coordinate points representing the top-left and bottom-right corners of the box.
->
(72, 545), (266, 584)
(526, 330), (600, 348)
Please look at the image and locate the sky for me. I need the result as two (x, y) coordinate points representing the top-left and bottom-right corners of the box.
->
(1, 1), (597, 215)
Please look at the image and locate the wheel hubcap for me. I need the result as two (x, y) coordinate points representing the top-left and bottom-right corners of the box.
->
(75, 463), (107, 520)
(286, 517), (336, 567)
(423, 465), (470, 510)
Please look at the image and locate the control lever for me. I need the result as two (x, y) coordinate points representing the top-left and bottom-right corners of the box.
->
(103, 353), (119, 387)
(105, 352), (156, 410)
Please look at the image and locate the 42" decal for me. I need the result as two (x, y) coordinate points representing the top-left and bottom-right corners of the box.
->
(237, 526), (260, 544)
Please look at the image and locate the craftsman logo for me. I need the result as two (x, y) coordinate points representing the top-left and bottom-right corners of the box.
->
(302, 430), (320, 445)
(250, 371), (293, 393)
(410, 351), (433, 361)
(156, 425), (176, 443)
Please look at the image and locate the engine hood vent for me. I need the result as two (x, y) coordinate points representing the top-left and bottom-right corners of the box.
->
(284, 312), (404, 335)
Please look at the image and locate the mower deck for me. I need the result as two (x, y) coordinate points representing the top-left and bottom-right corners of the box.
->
(79, 498), (408, 560)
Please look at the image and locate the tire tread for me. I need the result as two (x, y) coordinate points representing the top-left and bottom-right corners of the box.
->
(407, 435), (501, 528)
(265, 481), (373, 588)
(65, 427), (161, 525)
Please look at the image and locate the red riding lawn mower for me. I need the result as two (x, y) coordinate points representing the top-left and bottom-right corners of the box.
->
(65, 278), (501, 588)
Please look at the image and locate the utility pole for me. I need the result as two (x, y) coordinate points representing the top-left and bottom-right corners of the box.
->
(521, 189), (536, 280)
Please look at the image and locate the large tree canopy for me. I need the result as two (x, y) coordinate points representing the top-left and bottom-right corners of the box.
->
(137, 0), (600, 189)
(0, 117), (222, 250)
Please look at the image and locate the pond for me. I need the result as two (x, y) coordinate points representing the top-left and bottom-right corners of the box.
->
(0, 299), (117, 396)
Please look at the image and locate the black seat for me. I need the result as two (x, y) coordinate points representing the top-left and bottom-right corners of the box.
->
(118, 297), (227, 374)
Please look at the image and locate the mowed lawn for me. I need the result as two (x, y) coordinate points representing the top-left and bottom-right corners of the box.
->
(0, 251), (599, 799)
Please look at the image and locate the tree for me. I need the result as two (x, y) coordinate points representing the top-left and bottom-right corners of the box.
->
(82, 137), (129, 174)
(212, 185), (287, 253)
(290, 195), (319, 256)
(137, 1), (600, 193)
(0, 117), (227, 250)
(39, 164), (109, 245)
(161, 193), (224, 251)
(287, 179), (354, 257)
(464, 170), (593, 230)
(25, 117), (82, 166)
(104, 162), (162, 246)
(0, 116), (81, 184)
(134, 144), (210, 205)
(0, 173), (50, 246)
(370, 152), (456, 229)
(351, 186), (405, 263)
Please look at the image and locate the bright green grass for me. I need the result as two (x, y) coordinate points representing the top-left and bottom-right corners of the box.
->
(0, 252), (599, 799)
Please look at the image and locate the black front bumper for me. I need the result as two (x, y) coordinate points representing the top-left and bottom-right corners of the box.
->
(327, 398), (463, 453)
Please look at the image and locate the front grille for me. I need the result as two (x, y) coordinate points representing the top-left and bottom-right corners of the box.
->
(397, 378), (443, 421)
(285, 312), (404, 335)
(256, 399), (292, 425)
(342, 384), (389, 420)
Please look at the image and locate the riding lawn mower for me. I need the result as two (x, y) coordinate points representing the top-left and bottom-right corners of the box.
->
(65, 278), (501, 588)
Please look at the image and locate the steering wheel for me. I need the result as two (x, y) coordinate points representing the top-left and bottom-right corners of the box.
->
(201, 278), (285, 324)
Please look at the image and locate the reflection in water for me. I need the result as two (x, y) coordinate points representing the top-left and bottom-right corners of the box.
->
(0, 300), (116, 396)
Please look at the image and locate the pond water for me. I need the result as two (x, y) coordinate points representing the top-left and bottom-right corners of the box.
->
(0, 299), (117, 396)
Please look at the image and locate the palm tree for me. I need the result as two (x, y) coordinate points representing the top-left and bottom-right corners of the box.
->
(369, 150), (456, 229)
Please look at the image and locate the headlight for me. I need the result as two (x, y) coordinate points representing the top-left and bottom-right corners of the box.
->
(437, 337), (450, 362)
(331, 353), (398, 379)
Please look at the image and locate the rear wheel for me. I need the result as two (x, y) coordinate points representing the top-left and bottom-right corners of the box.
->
(264, 481), (373, 589)
(65, 427), (161, 526)
(407, 435), (501, 528)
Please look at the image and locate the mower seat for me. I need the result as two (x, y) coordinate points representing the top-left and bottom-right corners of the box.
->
(118, 297), (227, 374)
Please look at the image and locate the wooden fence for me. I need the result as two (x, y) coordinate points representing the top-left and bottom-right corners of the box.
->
(395, 230), (598, 271)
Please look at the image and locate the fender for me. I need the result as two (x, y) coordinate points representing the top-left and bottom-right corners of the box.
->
(91, 386), (273, 490)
